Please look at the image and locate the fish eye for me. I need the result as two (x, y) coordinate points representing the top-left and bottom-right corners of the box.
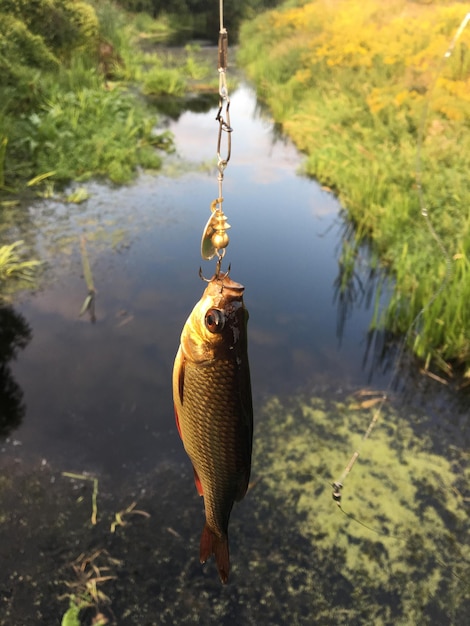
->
(205, 308), (225, 333)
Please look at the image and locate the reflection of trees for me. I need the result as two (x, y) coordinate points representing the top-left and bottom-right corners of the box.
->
(334, 224), (371, 339)
(334, 239), (364, 340)
(0, 306), (31, 438)
(333, 221), (399, 382)
(152, 91), (218, 121)
(333, 222), (470, 403)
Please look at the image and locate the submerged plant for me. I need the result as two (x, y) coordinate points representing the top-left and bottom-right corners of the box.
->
(60, 550), (119, 626)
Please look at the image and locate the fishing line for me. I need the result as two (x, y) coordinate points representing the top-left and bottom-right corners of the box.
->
(332, 12), (470, 515)
(200, 0), (233, 275)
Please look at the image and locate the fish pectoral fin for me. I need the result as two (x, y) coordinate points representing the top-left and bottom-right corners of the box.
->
(173, 349), (185, 439)
(174, 407), (182, 439)
(200, 523), (229, 585)
(177, 353), (186, 406)
(192, 466), (204, 496)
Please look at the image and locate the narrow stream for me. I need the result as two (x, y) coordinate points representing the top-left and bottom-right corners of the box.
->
(1, 82), (393, 475)
(0, 80), (468, 625)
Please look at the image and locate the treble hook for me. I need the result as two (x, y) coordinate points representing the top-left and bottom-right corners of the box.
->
(199, 261), (231, 282)
(199, 267), (211, 283)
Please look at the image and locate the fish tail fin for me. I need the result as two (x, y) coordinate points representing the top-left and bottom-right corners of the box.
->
(199, 523), (230, 584)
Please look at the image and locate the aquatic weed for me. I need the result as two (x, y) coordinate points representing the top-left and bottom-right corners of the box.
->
(0, 241), (41, 288)
(254, 392), (470, 624)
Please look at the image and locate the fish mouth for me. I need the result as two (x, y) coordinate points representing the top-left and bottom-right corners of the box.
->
(205, 273), (245, 299)
(199, 266), (244, 296)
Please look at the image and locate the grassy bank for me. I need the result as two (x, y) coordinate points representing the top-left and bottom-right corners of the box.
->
(0, 0), (216, 196)
(0, 0), (172, 194)
(0, 0), (215, 294)
(238, 0), (470, 374)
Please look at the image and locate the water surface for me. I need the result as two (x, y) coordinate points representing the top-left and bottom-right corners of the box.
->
(2, 82), (393, 474)
(0, 81), (468, 625)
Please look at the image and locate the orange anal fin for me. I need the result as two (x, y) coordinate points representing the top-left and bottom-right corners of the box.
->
(192, 466), (204, 496)
(200, 523), (230, 584)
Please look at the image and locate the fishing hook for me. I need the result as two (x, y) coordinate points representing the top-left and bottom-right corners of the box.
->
(198, 261), (231, 283)
(199, 267), (211, 283)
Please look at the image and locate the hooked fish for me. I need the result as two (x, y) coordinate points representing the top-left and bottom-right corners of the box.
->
(172, 273), (253, 584)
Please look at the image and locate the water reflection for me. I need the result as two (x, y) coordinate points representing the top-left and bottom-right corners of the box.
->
(3, 80), (464, 473)
(332, 215), (470, 422)
(0, 305), (31, 437)
(332, 218), (400, 384)
(153, 91), (219, 120)
(0, 76), (469, 625)
(333, 223), (379, 343)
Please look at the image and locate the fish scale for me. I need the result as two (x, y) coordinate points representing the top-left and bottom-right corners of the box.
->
(183, 361), (245, 521)
(172, 274), (253, 584)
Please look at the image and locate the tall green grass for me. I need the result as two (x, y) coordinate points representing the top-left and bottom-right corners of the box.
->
(238, 0), (470, 374)
(0, 1), (182, 193)
(22, 88), (167, 184)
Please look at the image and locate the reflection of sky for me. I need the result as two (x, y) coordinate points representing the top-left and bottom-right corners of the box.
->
(168, 83), (322, 190)
(6, 82), (392, 476)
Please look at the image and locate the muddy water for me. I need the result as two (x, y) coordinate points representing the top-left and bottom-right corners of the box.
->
(0, 82), (468, 625)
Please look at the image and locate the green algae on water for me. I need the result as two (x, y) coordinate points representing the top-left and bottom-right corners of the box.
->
(254, 393), (469, 624)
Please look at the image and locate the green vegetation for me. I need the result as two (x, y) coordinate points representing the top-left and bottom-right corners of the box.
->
(238, 0), (470, 373)
(0, 0), (176, 194)
(0, 0), (217, 199)
(0, 240), (41, 289)
(120, 0), (284, 40)
(0, 1), (218, 293)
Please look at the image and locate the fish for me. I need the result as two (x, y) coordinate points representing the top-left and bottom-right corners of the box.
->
(172, 272), (253, 584)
